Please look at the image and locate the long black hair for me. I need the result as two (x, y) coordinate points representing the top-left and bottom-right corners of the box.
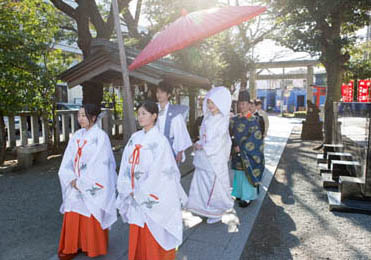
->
(82, 104), (101, 124)
(139, 100), (159, 122)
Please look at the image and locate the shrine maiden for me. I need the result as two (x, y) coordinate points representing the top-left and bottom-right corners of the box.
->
(116, 101), (187, 260)
(187, 87), (234, 224)
(58, 104), (117, 259)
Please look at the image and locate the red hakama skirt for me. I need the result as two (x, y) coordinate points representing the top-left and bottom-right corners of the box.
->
(129, 224), (176, 260)
(58, 212), (108, 259)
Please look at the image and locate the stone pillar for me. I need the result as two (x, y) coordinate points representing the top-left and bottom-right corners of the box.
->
(31, 113), (39, 144)
(41, 115), (50, 145)
(71, 112), (78, 134)
(249, 65), (257, 99)
(20, 115), (28, 146)
(306, 66), (314, 106)
(102, 110), (113, 138)
(7, 115), (16, 148)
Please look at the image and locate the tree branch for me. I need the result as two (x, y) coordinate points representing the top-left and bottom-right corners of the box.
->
(121, 6), (141, 39)
(87, 0), (107, 38)
(75, 3), (92, 57)
(134, 0), (142, 27)
(50, 0), (77, 20)
(106, 0), (132, 39)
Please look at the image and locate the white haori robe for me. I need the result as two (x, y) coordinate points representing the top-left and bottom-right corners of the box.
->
(157, 103), (192, 162)
(116, 127), (187, 250)
(58, 124), (118, 230)
(187, 87), (234, 218)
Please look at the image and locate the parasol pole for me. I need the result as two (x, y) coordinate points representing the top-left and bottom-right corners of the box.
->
(112, 0), (137, 144)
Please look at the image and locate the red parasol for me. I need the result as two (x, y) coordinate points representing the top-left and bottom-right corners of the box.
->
(128, 5), (267, 71)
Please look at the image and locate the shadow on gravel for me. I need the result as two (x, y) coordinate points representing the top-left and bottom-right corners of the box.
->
(242, 128), (371, 260)
(241, 188), (298, 259)
(333, 211), (371, 233)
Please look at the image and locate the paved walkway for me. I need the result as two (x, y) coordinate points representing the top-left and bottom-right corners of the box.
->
(48, 116), (296, 260)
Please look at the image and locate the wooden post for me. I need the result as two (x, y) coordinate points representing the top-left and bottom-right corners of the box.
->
(62, 113), (69, 143)
(54, 113), (61, 145)
(112, 0), (137, 144)
(107, 110), (113, 138)
(188, 88), (197, 138)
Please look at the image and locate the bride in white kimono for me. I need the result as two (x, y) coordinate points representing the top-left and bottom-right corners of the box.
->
(58, 104), (117, 258)
(116, 101), (187, 260)
(186, 87), (234, 224)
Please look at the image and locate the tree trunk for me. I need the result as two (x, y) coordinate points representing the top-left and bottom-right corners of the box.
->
(323, 61), (343, 144)
(0, 114), (6, 165)
(51, 108), (59, 150)
(248, 65), (257, 99)
(240, 79), (247, 91)
(82, 81), (104, 106)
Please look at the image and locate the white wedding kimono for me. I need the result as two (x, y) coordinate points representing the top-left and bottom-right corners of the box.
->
(116, 127), (187, 250)
(187, 87), (234, 218)
(58, 124), (117, 229)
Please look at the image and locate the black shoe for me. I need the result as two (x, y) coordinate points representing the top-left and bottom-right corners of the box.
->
(235, 197), (241, 201)
(238, 200), (251, 208)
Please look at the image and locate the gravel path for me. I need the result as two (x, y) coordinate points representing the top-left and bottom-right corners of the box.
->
(0, 152), (123, 260)
(242, 127), (371, 260)
(0, 155), (63, 260)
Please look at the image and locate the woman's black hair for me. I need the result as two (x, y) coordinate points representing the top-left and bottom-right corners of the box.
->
(139, 100), (159, 122)
(82, 104), (101, 124)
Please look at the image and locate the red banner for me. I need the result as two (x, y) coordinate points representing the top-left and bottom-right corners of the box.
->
(357, 79), (370, 103)
(341, 81), (354, 102)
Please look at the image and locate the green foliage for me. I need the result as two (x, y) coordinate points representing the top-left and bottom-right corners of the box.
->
(102, 87), (123, 117)
(344, 42), (371, 82)
(268, 0), (370, 61)
(267, 0), (371, 143)
(0, 0), (72, 115)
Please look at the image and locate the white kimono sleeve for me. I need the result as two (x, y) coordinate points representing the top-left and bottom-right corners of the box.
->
(170, 114), (192, 161)
(116, 135), (137, 223)
(202, 118), (230, 157)
(261, 110), (269, 136)
(58, 136), (77, 189)
(116, 138), (133, 197)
